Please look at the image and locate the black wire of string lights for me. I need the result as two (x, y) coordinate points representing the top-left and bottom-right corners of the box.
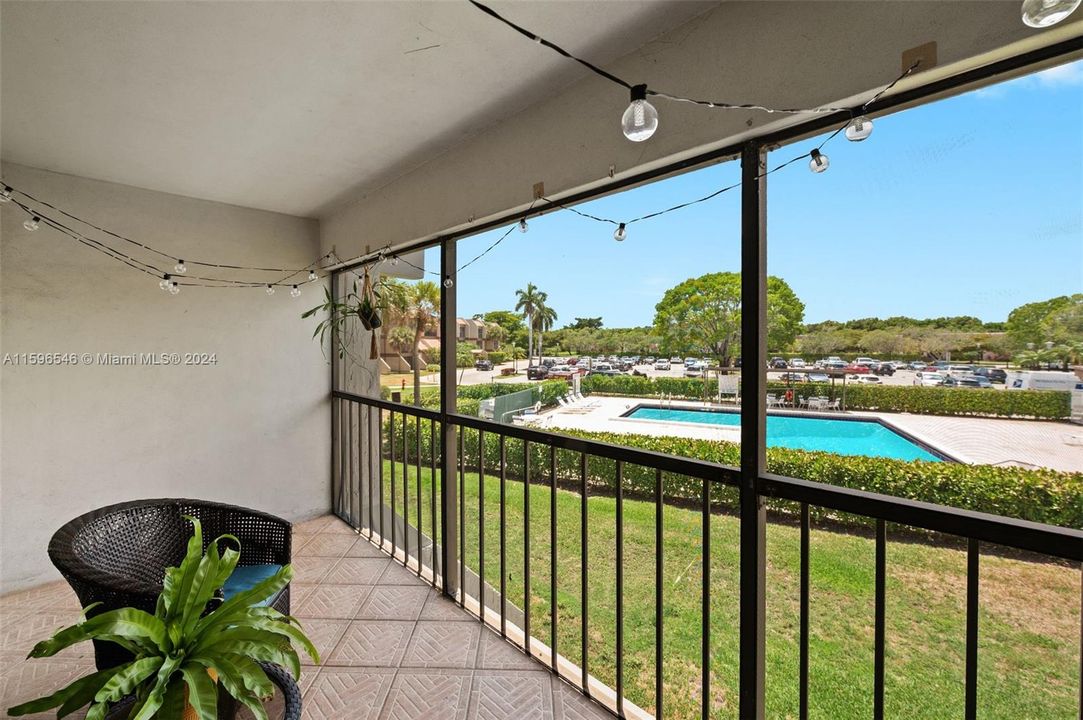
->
(1, 189), (335, 295)
(468, 0), (918, 144)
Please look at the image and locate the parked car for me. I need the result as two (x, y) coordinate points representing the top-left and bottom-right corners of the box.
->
(778, 372), (805, 382)
(944, 374), (992, 389)
(685, 365), (703, 377)
(806, 372), (830, 383)
(526, 365), (549, 380)
(873, 363), (895, 376)
(474, 359), (493, 371)
(654, 359), (671, 370)
(909, 361), (927, 371)
(855, 375), (882, 384)
(973, 367), (1007, 384)
(566, 357), (579, 366)
(844, 363), (870, 374)
(789, 358), (807, 369)
(769, 356), (788, 369)
(823, 359), (847, 370)
(854, 357), (878, 367)
(644, 356), (656, 365)
(670, 356), (682, 364)
(542, 358), (556, 367)
(914, 371), (944, 386)
(947, 364), (976, 376)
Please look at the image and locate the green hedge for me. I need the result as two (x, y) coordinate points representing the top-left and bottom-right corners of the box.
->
(580, 374), (1070, 420)
(486, 351), (507, 364)
(380, 380), (569, 415)
(383, 422), (1082, 530)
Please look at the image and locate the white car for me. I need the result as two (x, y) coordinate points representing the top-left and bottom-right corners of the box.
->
(654, 359), (671, 370)
(855, 375), (882, 384)
(684, 365), (703, 377)
(914, 371), (944, 387)
(789, 358), (807, 369)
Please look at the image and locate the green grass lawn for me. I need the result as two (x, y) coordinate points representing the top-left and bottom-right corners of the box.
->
(378, 453), (1080, 720)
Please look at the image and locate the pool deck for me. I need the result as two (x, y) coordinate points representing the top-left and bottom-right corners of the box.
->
(537, 396), (1083, 473)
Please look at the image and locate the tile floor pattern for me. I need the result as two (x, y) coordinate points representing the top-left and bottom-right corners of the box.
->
(1, 515), (612, 720)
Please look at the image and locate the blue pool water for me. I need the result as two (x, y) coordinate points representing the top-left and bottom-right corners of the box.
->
(625, 407), (941, 462)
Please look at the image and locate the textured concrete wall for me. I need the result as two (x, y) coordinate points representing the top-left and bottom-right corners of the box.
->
(0, 163), (331, 591)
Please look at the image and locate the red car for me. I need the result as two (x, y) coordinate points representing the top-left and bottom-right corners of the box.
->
(843, 363), (870, 374)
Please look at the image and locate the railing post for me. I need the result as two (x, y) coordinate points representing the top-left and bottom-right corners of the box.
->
(739, 142), (768, 720)
(440, 237), (459, 598)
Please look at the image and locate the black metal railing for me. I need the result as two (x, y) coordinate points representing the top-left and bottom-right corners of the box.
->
(331, 389), (1082, 720)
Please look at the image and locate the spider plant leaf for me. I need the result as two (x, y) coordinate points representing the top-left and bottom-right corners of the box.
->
(180, 665), (217, 720)
(191, 652), (273, 702)
(130, 655), (183, 720)
(168, 516), (205, 624)
(178, 540), (222, 635)
(83, 701), (108, 720)
(5, 665), (124, 716)
(247, 617), (319, 666)
(157, 679), (186, 720)
(94, 657), (164, 704)
(27, 608), (166, 659)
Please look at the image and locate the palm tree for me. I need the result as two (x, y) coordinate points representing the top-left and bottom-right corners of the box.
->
(514, 283), (546, 366)
(533, 303), (558, 365)
(383, 279), (441, 406)
(487, 324), (508, 350)
(508, 345), (525, 372)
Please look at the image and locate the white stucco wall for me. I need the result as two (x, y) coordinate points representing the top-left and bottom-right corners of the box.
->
(321, 1), (1082, 258)
(0, 163), (331, 592)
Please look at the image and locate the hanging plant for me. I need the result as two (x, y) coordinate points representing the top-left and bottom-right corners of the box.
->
(301, 268), (388, 360)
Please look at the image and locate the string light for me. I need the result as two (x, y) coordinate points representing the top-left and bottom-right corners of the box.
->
(174, 259), (187, 274)
(614, 223), (627, 241)
(443, 277), (454, 288)
(845, 116), (873, 142)
(1021, 0), (1081, 26)
(518, 218), (528, 233)
(265, 284), (275, 295)
(290, 285), (301, 298)
(808, 149), (829, 173)
(622, 85), (658, 142)
(159, 274), (172, 291)
(169, 281), (180, 296)
(308, 270), (318, 282)
(23, 216), (41, 231)
(0, 186), (12, 203)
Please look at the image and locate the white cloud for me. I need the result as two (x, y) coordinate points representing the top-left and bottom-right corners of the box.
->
(974, 59), (1083, 99)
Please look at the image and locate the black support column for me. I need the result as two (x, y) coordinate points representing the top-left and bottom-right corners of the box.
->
(739, 142), (768, 720)
(440, 238), (459, 598)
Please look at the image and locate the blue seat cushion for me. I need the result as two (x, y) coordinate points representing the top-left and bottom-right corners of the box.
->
(223, 563), (283, 606)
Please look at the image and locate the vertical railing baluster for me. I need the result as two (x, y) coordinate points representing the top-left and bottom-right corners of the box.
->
(416, 414), (422, 577)
(500, 434), (507, 639)
(874, 519), (886, 720)
(390, 411), (396, 552)
(702, 476), (711, 720)
(348, 401), (355, 527)
(403, 412), (409, 567)
(368, 406), (375, 540)
(524, 440), (532, 654)
(799, 503), (810, 720)
(379, 408), (385, 549)
(459, 428), (466, 608)
(616, 460), (624, 715)
(655, 468), (663, 720)
(581, 452), (589, 695)
(479, 429), (486, 623)
(965, 539), (979, 720)
(550, 443), (558, 673)
(430, 418), (437, 586)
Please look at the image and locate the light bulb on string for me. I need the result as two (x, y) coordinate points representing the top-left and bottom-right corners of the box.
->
(265, 284), (275, 295)
(519, 219), (529, 233)
(621, 84), (658, 142)
(845, 116), (873, 142)
(0, 186), (12, 203)
(308, 270), (318, 282)
(290, 285), (301, 298)
(169, 282), (180, 296)
(174, 259), (187, 274)
(159, 274), (172, 291)
(23, 216), (40, 231)
(614, 223), (627, 241)
(1021, 0), (1081, 26)
(443, 277), (454, 288)
(808, 149), (829, 174)
(390, 256), (399, 267)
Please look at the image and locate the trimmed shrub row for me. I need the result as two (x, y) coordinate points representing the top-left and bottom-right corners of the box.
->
(383, 422), (1082, 530)
(580, 374), (1071, 420)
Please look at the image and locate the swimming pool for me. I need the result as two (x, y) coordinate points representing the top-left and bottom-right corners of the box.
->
(623, 406), (943, 462)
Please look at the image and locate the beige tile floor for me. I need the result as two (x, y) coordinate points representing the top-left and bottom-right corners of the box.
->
(1, 515), (611, 720)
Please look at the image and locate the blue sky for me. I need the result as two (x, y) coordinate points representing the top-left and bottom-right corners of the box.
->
(435, 60), (1082, 328)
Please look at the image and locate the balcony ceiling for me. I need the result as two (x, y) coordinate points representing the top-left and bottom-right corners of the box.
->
(0, 0), (716, 218)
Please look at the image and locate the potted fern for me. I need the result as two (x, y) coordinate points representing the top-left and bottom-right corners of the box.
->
(6, 517), (318, 720)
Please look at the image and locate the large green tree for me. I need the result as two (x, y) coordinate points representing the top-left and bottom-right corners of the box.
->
(514, 283), (547, 365)
(1006, 295), (1074, 350)
(652, 272), (805, 366)
(481, 310), (527, 349)
(383, 279), (441, 406)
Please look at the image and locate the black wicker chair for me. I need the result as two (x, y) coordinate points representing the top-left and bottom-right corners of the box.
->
(49, 498), (291, 671)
